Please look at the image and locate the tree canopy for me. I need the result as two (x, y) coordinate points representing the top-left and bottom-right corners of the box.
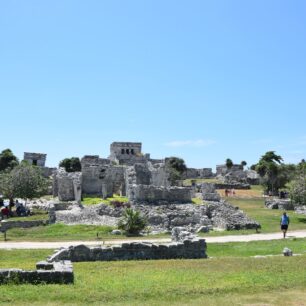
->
(165, 157), (187, 185)
(0, 163), (48, 200)
(254, 151), (294, 194)
(0, 149), (19, 172)
(225, 158), (233, 169)
(59, 157), (81, 172)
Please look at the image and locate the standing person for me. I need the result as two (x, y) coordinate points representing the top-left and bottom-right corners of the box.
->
(280, 212), (290, 238)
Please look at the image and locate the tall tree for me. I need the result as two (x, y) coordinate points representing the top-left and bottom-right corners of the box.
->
(59, 157), (81, 172)
(225, 158), (233, 169)
(0, 149), (19, 172)
(165, 157), (187, 186)
(0, 163), (48, 201)
(255, 151), (285, 194)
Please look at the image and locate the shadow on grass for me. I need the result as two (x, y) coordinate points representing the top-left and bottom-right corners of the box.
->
(297, 217), (306, 224)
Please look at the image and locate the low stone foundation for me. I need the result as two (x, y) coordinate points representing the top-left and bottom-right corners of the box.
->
(214, 183), (250, 190)
(265, 199), (295, 210)
(0, 261), (73, 284)
(48, 239), (207, 262)
(0, 219), (48, 231)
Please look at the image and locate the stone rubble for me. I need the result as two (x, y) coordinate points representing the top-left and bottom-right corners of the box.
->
(53, 200), (260, 233)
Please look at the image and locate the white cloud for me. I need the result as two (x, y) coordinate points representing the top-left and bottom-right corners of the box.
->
(165, 139), (216, 148)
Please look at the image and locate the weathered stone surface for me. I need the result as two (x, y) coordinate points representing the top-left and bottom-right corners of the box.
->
(171, 227), (195, 242)
(206, 201), (260, 230)
(128, 185), (192, 204)
(0, 219), (47, 231)
(55, 168), (82, 202)
(48, 238), (207, 262)
(295, 205), (306, 215)
(54, 200), (259, 233)
(283, 247), (293, 256)
(265, 199), (295, 210)
(0, 261), (73, 285)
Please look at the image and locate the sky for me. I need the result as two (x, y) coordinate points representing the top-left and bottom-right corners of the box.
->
(0, 0), (306, 169)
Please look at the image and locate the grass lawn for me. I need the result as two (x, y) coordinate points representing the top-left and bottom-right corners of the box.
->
(82, 194), (129, 206)
(3, 223), (116, 242)
(0, 244), (306, 306)
(183, 178), (220, 186)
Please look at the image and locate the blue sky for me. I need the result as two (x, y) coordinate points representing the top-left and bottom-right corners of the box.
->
(1, 0), (305, 169)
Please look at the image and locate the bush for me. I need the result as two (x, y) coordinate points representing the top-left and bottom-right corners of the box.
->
(118, 208), (147, 235)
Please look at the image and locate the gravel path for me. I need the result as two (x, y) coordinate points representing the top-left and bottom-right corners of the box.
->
(1, 230), (306, 249)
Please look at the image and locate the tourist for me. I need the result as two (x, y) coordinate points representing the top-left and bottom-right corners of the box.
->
(0, 196), (3, 207)
(280, 212), (290, 238)
(1, 206), (10, 219)
(225, 189), (229, 197)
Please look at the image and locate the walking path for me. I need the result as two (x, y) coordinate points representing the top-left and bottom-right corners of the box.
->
(1, 230), (306, 249)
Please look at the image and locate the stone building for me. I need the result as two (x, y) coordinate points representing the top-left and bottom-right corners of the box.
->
(53, 142), (193, 203)
(216, 164), (243, 176)
(23, 152), (56, 177)
(24, 152), (47, 167)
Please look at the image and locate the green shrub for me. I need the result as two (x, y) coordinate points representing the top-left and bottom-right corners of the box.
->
(118, 208), (147, 235)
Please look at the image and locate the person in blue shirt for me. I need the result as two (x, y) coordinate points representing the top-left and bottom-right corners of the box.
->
(280, 212), (290, 238)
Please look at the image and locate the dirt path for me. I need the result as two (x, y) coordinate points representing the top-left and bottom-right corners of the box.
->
(1, 230), (306, 249)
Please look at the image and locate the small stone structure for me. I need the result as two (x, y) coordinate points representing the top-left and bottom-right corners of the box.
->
(0, 261), (73, 284)
(182, 168), (213, 179)
(24, 152), (47, 167)
(48, 239), (207, 262)
(283, 247), (293, 256)
(0, 219), (48, 231)
(201, 183), (221, 202)
(265, 199), (295, 210)
(23, 152), (56, 177)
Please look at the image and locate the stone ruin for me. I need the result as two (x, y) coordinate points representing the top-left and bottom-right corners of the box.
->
(29, 141), (260, 234)
(53, 142), (192, 205)
(23, 152), (56, 178)
(216, 164), (259, 186)
(0, 261), (73, 285)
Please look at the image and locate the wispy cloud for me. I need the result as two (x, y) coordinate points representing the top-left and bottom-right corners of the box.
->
(165, 139), (216, 148)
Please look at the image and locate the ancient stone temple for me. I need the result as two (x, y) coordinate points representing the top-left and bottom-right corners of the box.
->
(23, 152), (56, 177)
(23, 152), (47, 167)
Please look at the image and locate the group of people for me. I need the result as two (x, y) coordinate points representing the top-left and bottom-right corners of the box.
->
(0, 196), (30, 219)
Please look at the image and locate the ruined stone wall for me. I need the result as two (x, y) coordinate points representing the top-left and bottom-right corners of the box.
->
(48, 239), (207, 262)
(182, 168), (213, 179)
(55, 168), (82, 202)
(128, 185), (192, 204)
(149, 163), (170, 187)
(81, 155), (110, 195)
(0, 261), (73, 285)
(1, 220), (48, 231)
(216, 164), (243, 176)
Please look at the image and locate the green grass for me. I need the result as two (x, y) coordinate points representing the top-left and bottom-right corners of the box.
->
(82, 194), (129, 206)
(227, 197), (306, 233)
(5, 213), (49, 222)
(5, 223), (115, 242)
(208, 237), (306, 257)
(183, 178), (220, 186)
(0, 247), (306, 305)
(191, 197), (203, 205)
